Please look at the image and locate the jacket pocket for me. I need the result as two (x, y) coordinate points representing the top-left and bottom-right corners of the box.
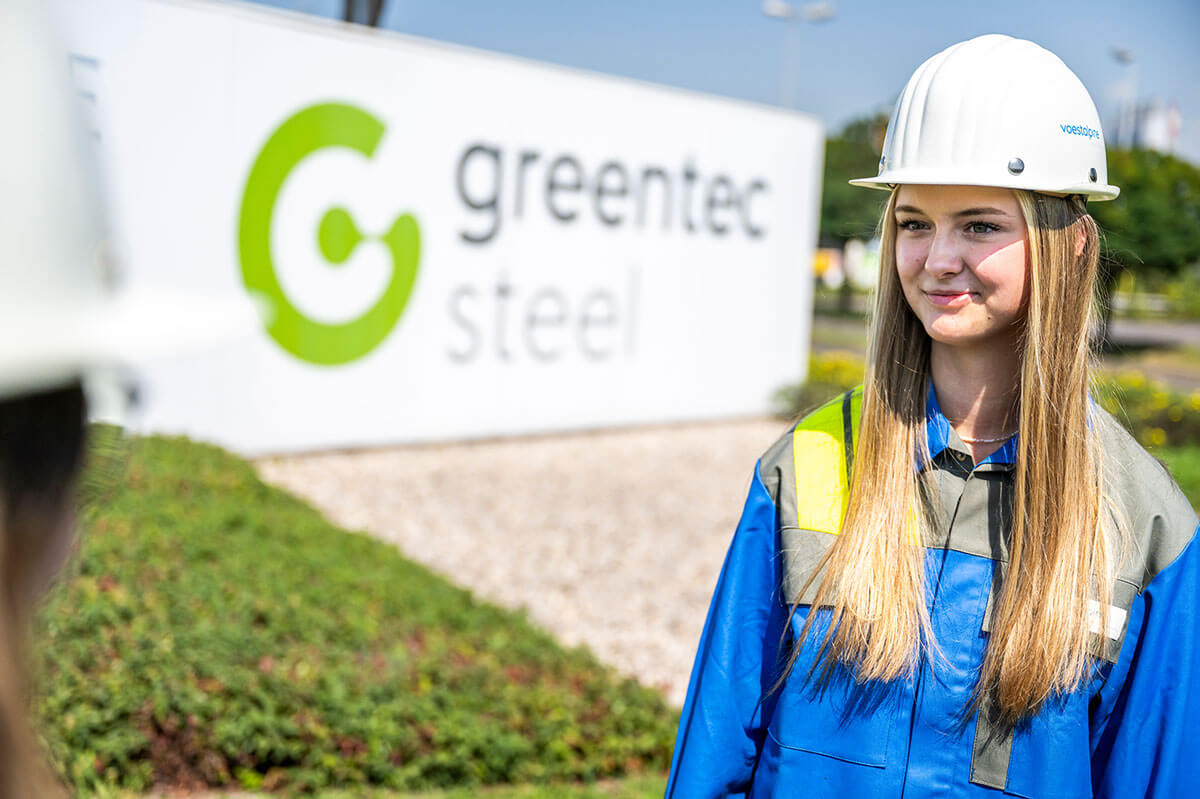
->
(767, 606), (900, 768)
(995, 687), (1092, 799)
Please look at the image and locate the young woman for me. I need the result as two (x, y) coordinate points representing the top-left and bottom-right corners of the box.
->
(667, 35), (1199, 798)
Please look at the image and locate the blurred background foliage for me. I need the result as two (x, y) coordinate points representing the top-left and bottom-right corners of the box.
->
(1091, 148), (1200, 281)
(818, 113), (889, 246)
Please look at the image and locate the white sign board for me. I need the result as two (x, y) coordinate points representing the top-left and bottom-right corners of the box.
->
(55, 0), (822, 454)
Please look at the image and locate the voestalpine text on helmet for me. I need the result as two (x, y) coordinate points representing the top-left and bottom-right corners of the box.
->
(1060, 124), (1102, 140)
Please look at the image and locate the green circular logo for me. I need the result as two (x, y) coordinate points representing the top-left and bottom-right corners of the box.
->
(238, 102), (420, 365)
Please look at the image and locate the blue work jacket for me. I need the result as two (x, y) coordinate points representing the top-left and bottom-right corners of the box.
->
(667, 387), (1200, 798)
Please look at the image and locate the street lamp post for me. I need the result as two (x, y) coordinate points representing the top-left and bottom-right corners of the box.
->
(762, 0), (837, 109)
(344, 0), (386, 27)
(1111, 46), (1138, 147)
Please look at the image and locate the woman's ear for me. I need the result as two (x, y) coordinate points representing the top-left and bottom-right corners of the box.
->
(1075, 226), (1086, 258)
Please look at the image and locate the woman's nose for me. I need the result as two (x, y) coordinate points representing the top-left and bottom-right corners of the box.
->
(924, 228), (964, 277)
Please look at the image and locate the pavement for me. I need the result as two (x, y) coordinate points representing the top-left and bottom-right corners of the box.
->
(1109, 318), (1200, 349)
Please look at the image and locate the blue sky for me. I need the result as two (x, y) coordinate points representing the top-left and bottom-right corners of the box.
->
(246, 0), (1200, 164)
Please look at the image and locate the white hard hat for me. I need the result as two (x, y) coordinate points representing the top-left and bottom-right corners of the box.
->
(0, 0), (256, 404)
(851, 34), (1119, 202)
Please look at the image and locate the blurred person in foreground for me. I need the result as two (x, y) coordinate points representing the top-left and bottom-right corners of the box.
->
(667, 35), (1199, 797)
(0, 2), (253, 794)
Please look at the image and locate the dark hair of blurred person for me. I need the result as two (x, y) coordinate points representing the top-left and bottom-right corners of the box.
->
(0, 385), (86, 797)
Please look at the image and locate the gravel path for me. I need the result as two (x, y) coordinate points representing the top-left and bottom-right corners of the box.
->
(254, 418), (788, 707)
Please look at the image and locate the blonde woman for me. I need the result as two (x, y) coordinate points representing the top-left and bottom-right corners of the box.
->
(667, 35), (1199, 798)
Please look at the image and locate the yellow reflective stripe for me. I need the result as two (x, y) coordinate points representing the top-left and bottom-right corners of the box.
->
(792, 392), (853, 535)
(792, 429), (847, 534)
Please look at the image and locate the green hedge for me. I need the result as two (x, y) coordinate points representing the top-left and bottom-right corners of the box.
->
(1091, 371), (1200, 448)
(34, 434), (676, 795)
(776, 353), (1200, 450)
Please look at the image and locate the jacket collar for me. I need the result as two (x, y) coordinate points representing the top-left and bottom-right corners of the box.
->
(925, 382), (1018, 470)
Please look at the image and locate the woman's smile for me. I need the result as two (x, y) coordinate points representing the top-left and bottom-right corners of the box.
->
(924, 289), (976, 308)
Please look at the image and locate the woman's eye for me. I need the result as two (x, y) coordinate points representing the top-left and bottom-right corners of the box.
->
(967, 221), (1000, 235)
(897, 219), (927, 232)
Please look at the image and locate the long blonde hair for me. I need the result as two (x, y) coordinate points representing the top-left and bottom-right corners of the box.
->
(793, 189), (1109, 723)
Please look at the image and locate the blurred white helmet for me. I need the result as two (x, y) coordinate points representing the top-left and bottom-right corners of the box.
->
(851, 34), (1119, 202)
(0, 0), (255, 405)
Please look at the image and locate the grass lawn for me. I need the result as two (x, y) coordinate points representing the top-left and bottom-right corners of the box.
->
(38, 431), (676, 796)
(810, 315), (869, 353)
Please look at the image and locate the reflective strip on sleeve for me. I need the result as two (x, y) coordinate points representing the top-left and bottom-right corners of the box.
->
(1087, 599), (1128, 641)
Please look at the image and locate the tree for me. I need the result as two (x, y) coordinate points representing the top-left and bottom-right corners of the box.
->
(818, 113), (889, 312)
(820, 113), (889, 247)
(1090, 149), (1200, 347)
(344, 0), (386, 27)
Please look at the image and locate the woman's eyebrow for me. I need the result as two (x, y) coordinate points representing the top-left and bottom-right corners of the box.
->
(894, 205), (1015, 218)
(952, 206), (1012, 218)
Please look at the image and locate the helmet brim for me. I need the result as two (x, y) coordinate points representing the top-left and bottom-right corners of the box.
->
(0, 290), (261, 402)
(848, 173), (1120, 202)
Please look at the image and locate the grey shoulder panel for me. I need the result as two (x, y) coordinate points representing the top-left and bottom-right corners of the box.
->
(1095, 407), (1200, 590)
(780, 527), (836, 605)
(759, 424), (798, 531)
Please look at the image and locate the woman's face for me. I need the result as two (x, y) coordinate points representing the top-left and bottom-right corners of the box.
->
(893, 185), (1029, 350)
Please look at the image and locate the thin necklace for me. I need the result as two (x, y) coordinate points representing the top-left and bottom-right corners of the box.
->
(947, 415), (1018, 444)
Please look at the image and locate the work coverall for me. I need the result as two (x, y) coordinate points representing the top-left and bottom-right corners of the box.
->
(667, 386), (1200, 798)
